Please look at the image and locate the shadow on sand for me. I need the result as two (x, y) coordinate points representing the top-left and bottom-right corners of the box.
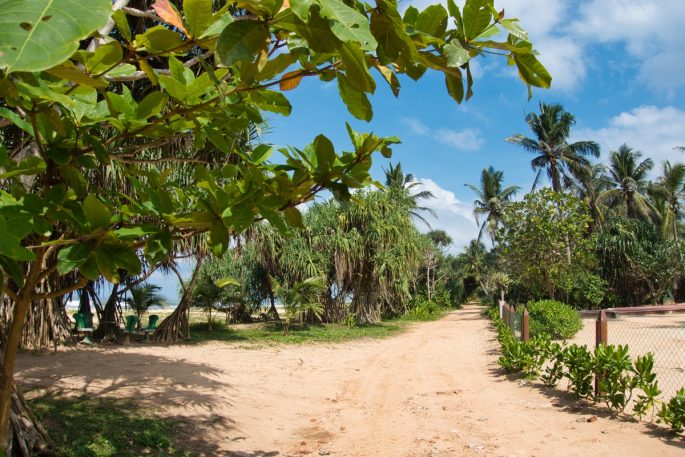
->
(17, 348), (282, 456)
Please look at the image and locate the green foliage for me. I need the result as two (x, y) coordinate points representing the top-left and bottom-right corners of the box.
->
(562, 344), (595, 398)
(499, 189), (597, 300)
(597, 218), (685, 306)
(124, 283), (166, 324)
(632, 353), (661, 420)
(559, 271), (607, 309)
(406, 296), (445, 321)
(525, 300), (582, 340)
(28, 394), (191, 457)
(594, 344), (636, 412)
(660, 388), (685, 434)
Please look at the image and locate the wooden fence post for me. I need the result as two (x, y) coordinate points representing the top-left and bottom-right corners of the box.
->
(521, 307), (529, 342)
(595, 310), (608, 396)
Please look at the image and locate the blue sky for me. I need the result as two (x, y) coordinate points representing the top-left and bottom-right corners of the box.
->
(149, 0), (685, 304)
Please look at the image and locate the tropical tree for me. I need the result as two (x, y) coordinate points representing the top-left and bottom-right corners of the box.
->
(269, 276), (325, 335)
(466, 166), (519, 244)
(458, 239), (489, 295)
(0, 0), (550, 452)
(499, 189), (596, 300)
(384, 162), (436, 227)
(597, 218), (684, 306)
(506, 103), (600, 192)
(600, 144), (654, 220)
(650, 160), (685, 242)
(124, 283), (166, 328)
(570, 163), (612, 232)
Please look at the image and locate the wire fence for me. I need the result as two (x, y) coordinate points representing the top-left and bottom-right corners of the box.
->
(571, 308), (685, 400)
(499, 301), (685, 400)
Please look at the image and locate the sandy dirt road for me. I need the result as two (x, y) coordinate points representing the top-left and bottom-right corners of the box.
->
(16, 306), (685, 456)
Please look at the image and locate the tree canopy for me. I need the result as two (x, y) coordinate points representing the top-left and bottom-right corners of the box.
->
(0, 1), (552, 451)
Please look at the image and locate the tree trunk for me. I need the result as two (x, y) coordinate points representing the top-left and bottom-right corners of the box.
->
(92, 283), (120, 341)
(153, 256), (204, 343)
(267, 293), (280, 320)
(4, 386), (53, 456)
(1, 252), (47, 453)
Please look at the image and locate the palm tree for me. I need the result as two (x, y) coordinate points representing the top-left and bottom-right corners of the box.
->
(650, 160), (685, 242)
(124, 283), (167, 328)
(384, 162), (436, 227)
(269, 276), (325, 335)
(458, 239), (489, 294)
(465, 167), (520, 244)
(600, 144), (654, 220)
(570, 163), (612, 231)
(507, 102), (600, 192)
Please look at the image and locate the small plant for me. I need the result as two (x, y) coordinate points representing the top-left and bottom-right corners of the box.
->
(563, 344), (595, 399)
(594, 344), (635, 412)
(632, 353), (661, 420)
(541, 348), (565, 387)
(407, 297), (441, 320)
(659, 388), (685, 434)
(344, 312), (357, 328)
(525, 299), (582, 340)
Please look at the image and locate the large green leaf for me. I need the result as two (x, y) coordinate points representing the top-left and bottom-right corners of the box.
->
(462, 0), (493, 40)
(216, 20), (269, 67)
(337, 73), (372, 121)
(415, 4), (448, 37)
(0, 0), (112, 73)
(183, 0), (213, 38)
(83, 194), (112, 229)
(317, 0), (377, 51)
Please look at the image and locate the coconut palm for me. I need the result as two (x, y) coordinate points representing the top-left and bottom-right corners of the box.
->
(570, 163), (612, 231)
(650, 160), (685, 242)
(384, 162), (436, 227)
(124, 283), (167, 328)
(600, 144), (654, 220)
(465, 167), (520, 244)
(506, 102), (600, 193)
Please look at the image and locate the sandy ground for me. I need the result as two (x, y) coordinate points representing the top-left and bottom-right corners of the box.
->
(16, 306), (685, 457)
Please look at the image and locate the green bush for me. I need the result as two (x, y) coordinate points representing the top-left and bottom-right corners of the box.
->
(525, 299), (582, 340)
(660, 387), (685, 434)
(407, 296), (442, 320)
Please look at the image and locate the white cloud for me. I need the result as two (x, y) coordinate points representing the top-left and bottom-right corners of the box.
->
(573, 105), (685, 169)
(400, 116), (429, 135)
(435, 128), (484, 151)
(414, 178), (479, 253)
(569, 0), (685, 94)
(402, 116), (484, 152)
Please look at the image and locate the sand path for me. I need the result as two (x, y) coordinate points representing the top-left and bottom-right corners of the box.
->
(16, 306), (685, 456)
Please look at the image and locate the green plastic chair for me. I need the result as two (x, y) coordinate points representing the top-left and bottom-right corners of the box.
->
(144, 315), (159, 332)
(139, 315), (159, 341)
(124, 315), (139, 333)
(72, 313), (94, 344)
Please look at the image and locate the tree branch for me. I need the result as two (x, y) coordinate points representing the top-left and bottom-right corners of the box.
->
(87, 0), (132, 52)
(34, 277), (87, 301)
(1, 284), (20, 303)
(103, 51), (214, 82)
(121, 6), (163, 21)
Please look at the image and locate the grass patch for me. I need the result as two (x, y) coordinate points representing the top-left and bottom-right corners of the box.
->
(189, 307), (450, 345)
(28, 394), (194, 457)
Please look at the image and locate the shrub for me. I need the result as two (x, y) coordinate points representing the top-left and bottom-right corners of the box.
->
(660, 388), (685, 434)
(407, 296), (442, 320)
(525, 299), (582, 340)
